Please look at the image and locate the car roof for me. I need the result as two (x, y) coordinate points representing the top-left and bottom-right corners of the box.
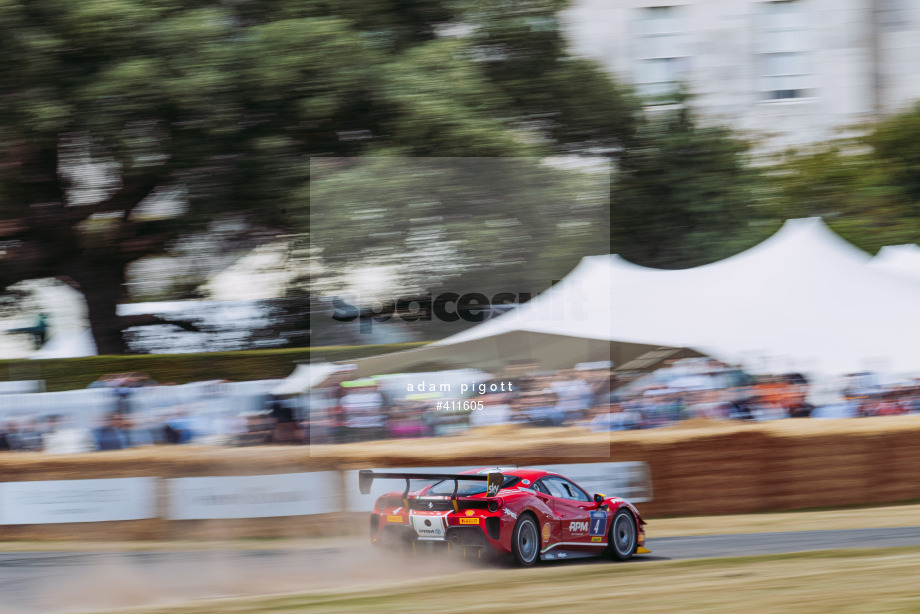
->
(461, 467), (559, 482)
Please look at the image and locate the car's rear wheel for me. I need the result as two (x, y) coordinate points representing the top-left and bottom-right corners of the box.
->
(511, 514), (540, 567)
(608, 508), (637, 561)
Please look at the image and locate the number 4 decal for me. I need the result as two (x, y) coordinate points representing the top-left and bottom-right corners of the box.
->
(589, 511), (606, 536)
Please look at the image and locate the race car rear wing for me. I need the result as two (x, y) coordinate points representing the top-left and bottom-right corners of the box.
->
(358, 470), (504, 512)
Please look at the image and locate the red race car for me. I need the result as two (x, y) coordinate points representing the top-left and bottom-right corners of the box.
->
(359, 466), (649, 566)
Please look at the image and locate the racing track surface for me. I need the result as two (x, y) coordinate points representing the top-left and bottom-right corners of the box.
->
(3, 527), (920, 613)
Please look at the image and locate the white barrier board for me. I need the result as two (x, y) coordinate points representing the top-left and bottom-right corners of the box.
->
(0, 478), (157, 525)
(345, 462), (652, 512)
(168, 472), (339, 519)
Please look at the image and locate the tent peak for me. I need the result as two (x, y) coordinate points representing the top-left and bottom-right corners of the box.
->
(749, 216), (871, 265)
(876, 243), (920, 256)
(780, 216), (827, 228)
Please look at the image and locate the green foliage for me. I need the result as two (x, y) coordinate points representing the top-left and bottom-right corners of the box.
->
(765, 102), (920, 252)
(308, 156), (610, 298)
(468, 0), (636, 153)
(610, 100), (769, 268)
(0, 343), (427, 392)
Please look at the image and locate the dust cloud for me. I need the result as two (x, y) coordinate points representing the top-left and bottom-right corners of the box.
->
(15, 543), (484, 613)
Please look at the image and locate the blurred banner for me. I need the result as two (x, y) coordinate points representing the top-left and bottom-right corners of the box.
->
(0, 478), (156, 524)
(167, 472), (340, 520)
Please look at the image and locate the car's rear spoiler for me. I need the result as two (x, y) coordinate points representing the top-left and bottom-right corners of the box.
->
(358, 470), (503, 512)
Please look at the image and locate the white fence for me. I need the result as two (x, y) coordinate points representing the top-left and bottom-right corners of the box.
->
(0, 462), (652, 525)
(0, 478), (157, 524)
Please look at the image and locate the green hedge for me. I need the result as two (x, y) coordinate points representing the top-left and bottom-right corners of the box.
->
(0, 342), (428, 392)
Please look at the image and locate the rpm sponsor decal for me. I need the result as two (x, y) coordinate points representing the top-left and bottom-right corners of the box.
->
(591, 536), (603, 543)
(503, 507), (518, 520)
(589, 510), (607, 536)
(459, 517), (479, 525)
(387, 515), (403, 522)
(569, 521), (589, 532)
(410, 511), (447, 538)
(542, 523), (551, 542)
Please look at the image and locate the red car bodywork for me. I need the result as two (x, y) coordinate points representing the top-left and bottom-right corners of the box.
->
(364, 467), (647, 562)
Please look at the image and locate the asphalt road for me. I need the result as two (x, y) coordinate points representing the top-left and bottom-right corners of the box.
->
(647, 526), (920, 560)
(3, 527), (920, 613)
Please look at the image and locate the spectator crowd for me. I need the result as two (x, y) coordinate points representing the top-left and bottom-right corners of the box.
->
(0, 372), (294, 453)
(2, 361), (919, 453)
(306, 358), (920, 441)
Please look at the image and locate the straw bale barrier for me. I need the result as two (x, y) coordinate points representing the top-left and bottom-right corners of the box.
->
(2, 416), (920, 540)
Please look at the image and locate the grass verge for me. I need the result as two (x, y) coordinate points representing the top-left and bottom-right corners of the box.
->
(92, 547), (920, 614)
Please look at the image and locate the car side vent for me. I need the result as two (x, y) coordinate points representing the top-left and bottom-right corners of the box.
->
(486, 517), (501, 540)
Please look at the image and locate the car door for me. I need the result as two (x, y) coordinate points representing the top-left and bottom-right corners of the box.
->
(531, 479), (561, 551)
(542, 477), (597, 548)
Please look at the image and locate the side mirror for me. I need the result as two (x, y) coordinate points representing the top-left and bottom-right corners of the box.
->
(593, 493), (605, 504)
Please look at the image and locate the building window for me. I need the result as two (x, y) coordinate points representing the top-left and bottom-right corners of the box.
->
(757, 0), (812, 100)
(635, 6), (689, 100)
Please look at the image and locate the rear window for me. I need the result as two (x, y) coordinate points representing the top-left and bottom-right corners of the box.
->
(426, 476), (521, 496)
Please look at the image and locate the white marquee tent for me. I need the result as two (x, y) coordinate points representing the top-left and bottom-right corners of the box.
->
(596, 217), (920, 377)
(870, 244), (920, 284)
(332, 218), (920, 381)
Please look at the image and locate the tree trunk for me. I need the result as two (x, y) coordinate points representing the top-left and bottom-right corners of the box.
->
(70, 260), (128, 355)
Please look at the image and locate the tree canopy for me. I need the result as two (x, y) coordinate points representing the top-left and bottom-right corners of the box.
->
(765, 102), (920, 252)
(5, 0), (871, 355)
(610, 99), (769, 269)
(0, 0), (638, 353)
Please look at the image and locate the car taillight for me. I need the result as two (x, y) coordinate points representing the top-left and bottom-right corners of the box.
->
(377, 495), (406, 511)
(375, 496), (398, 511)
(487, 498), (503, 512)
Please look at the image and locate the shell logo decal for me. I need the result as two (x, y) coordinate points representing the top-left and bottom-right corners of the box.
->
(465, 509), (475, 516)
(542, 523), (551, 542)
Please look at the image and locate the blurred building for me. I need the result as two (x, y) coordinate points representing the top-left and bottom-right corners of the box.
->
(562, 0), (920, 150)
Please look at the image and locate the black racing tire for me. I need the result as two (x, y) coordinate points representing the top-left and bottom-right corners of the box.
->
(510, 514), (540, 567)
(608, 508), (638, 561)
